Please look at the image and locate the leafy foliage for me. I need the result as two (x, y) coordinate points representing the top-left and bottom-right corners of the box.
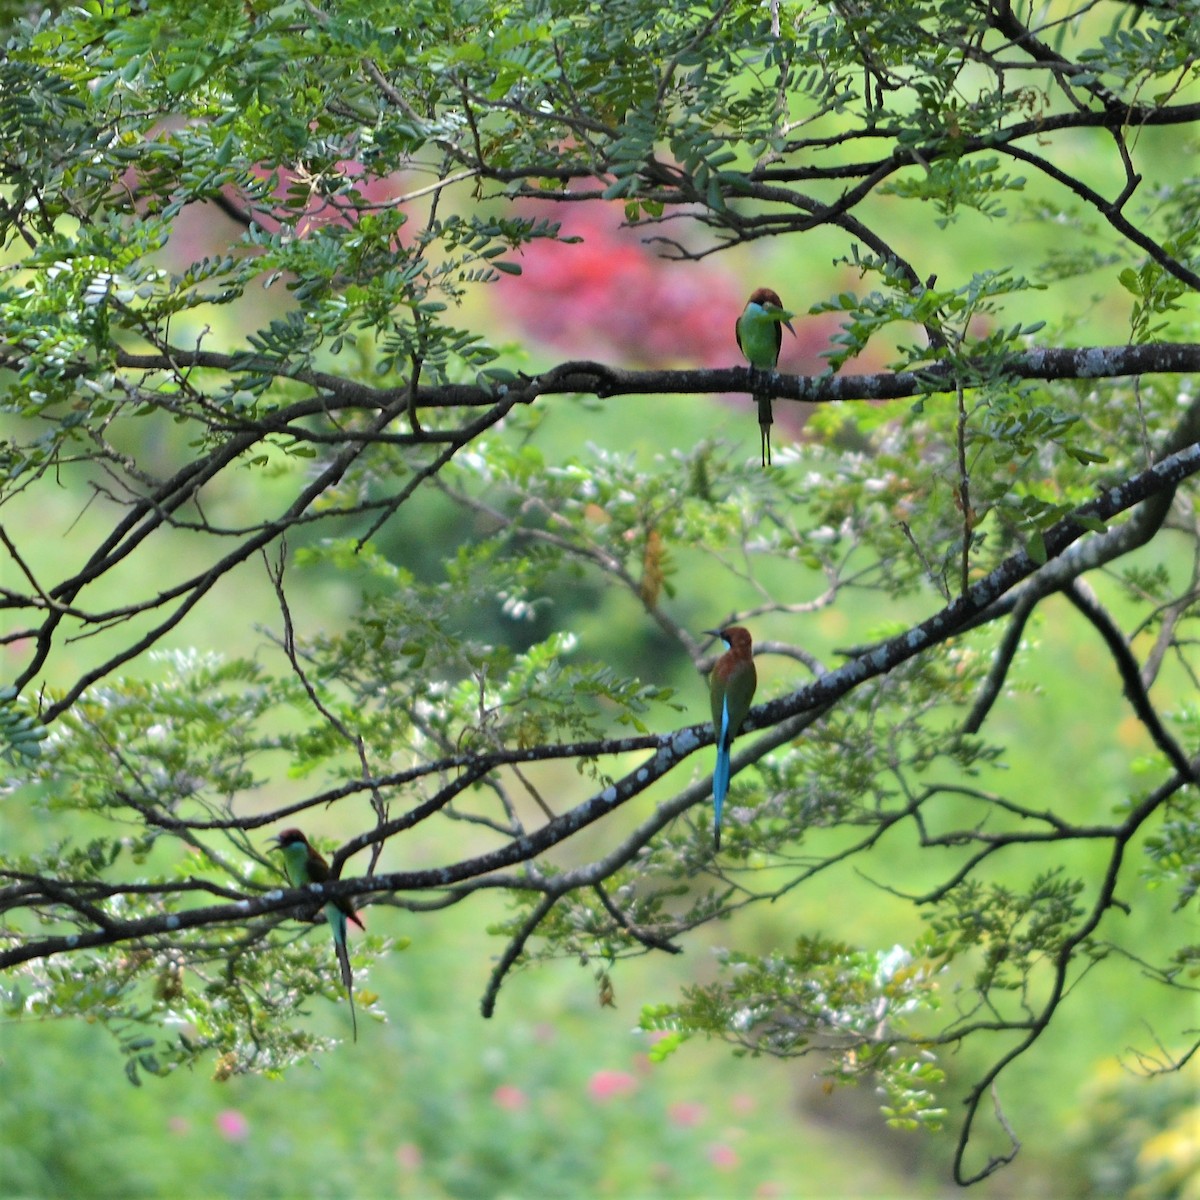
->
(1, 0), (1198, 1187)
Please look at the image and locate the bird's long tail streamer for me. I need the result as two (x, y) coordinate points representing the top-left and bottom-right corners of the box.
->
(334, 936), (357, 1043)
(755, 391), (773, 466)
(327, 904), (358, 1043)
(713, 702), (733, 849)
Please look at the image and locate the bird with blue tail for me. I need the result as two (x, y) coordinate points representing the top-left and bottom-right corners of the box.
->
(705, 625), (758, 849)
(271, 827), (363, 1042)
(736, 287), (796, 467)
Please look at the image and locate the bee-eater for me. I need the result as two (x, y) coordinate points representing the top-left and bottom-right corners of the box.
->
(736, 287), (796, 467)
(706, 625), (758, 850)
(272, 827), (363, 1042)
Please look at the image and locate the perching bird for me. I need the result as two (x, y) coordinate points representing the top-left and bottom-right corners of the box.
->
(736, 287), (796, 467)
(706, 625), (758, 850)
(272, 827), (363, 1042)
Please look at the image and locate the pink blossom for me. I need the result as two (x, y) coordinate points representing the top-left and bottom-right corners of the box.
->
(707, 1142), (739, 1171)
(730, 1092), (757, 1116)
(587, 1069), (638, 1102)
(492, 1084), (528, 1111)
(167, 1116), (190, 1136)
(667, 1101), (707, 1127)
(495, 201), (740, 368)
(494, 198), (839, 376)
(214, 1109), (249, 1141)
(395, 1143), (422, 1170)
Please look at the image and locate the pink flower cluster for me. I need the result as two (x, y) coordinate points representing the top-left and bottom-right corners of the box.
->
(495, 201), (743, 368)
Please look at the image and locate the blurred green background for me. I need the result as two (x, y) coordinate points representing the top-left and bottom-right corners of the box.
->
(2, 87), (1198, 1200)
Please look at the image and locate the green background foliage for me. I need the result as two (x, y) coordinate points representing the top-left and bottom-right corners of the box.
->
(2, 0), (1198, 1195)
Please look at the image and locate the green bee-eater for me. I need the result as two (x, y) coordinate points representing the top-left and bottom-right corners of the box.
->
(705, 625), (758, 850)
(272, 827), (362, 1041)
(736, 287), (796, 466)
